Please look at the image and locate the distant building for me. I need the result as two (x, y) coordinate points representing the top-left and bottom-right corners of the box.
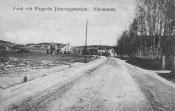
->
(22, 45), (47, 53)
(73, 46), (98, 55)
(60, 43), (73, 54)
(47, 42), (60, 54)
(26, 43), (35, 46)
(98, 47), (107, 55)
(87, 47), (98, 55)
(72, 47), (83, 55)
(5, 46), (10, 51)
(10, 44), (21, 52)
(108, 48), (115, 56)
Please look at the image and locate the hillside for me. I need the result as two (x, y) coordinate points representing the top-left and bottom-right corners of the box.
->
(36, 42), (64, 46)
(0, 40), (14, 44)
(80, 45), (114, 49)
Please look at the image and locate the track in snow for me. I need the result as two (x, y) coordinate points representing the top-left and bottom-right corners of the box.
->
(3, 58), (152, 111)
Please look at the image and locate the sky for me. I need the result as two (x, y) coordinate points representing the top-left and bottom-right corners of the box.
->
(0, 0), (136, 46)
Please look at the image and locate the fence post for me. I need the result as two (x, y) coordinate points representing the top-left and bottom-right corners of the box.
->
(24, 76), (27, 82)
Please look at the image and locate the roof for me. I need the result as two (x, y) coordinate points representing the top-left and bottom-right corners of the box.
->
(39, 45), (47, 49)
(59, 43), (72, 48)
(23, 45), (47, 50)
(37, 42), (62, 46)
(23, 45), (35, 49)
(58, 44), (65, 48)
(98, 47), (106, 50)
(87, 47), (97, 50)
(47, 43), (62, 49)
(73, 47), (83, 50)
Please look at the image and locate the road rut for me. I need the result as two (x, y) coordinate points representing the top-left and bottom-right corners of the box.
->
(1, 57), (152, 111)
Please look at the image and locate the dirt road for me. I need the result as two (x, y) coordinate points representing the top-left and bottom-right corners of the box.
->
(1, 57), (175, 111)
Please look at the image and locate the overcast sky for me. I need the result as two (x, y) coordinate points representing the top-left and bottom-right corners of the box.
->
(0, 0), (136, 46)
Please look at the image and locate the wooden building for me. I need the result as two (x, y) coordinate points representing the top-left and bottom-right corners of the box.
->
(60, 43), (73, 54)
(72, 47), (83, 55)
(47, 42), (59, 55)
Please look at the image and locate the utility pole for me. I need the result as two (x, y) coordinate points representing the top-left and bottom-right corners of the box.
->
(84, 20), (88, 63)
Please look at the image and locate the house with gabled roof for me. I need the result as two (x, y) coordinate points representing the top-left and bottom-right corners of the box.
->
(87, 47), (98, 55)
(47, 42), (60, 55)
(97, 47), (107, 55)
(60, 43), (73, 54)
(72, 47), (83, 55)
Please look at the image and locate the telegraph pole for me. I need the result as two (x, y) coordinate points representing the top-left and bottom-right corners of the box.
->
(84, 20), (88, 63)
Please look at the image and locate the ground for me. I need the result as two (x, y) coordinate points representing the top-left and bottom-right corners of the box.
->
(0, 53), (93, 90)
(0, 57), (175, 111)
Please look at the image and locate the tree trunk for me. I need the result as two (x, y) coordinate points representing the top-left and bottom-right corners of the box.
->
(173, 37), (175, 82)
(161, 33), (166, 69)
(162, 53), (165, 70)
(161, 41), (166, 70)
(173, 52), (175, 82)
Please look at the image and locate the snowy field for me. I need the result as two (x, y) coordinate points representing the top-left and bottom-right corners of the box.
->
(0, 57), (175, 111)
(0, 53), (95, 90)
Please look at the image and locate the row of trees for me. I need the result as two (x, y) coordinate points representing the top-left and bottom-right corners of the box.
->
(116, 0), (175, 80)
